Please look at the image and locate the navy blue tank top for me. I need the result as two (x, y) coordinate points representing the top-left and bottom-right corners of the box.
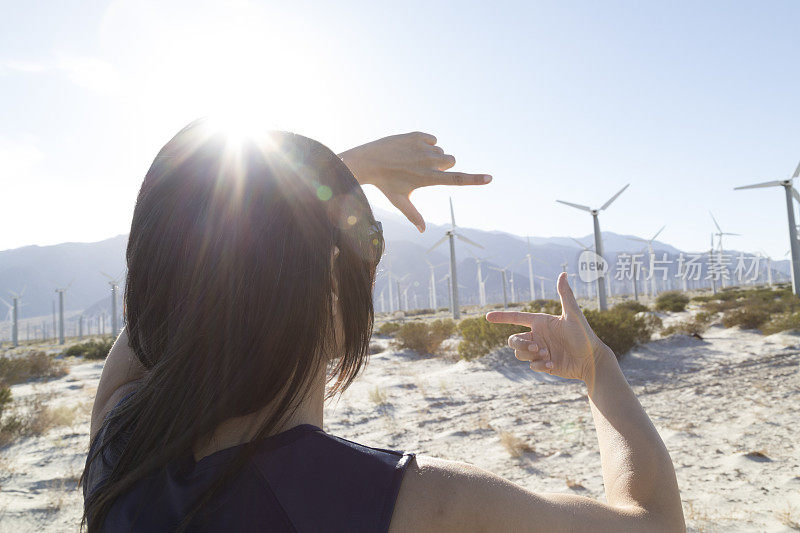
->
(84, 420), (414, 532)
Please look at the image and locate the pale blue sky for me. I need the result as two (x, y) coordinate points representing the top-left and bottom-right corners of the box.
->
(1, 0), (799, 257)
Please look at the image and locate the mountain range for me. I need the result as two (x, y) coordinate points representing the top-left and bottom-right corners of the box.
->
(0, 207), (789, 330)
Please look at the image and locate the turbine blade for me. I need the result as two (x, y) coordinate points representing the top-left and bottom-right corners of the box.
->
(569, 237), (589, 249)
(455, 233), (484, 249)
(555, 199), (592, 212)
(792, 187), (800, 204)
(627, 236), (649, 243)
(651, 225), (666, 241)
(734, 180), (782, 190)
(600, 183), (630, 210)
(709, 212), (722, 233)
(426, 235), (448, 253)
(449, 197), (456, 228)
(794, 160), (800, 179)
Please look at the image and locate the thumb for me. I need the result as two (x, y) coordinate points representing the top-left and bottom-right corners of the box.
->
(556, 272), (581, 319)
(389, 193), (425, 233)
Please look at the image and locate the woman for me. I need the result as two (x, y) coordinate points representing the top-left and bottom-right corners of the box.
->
(82, 119), (685, 532)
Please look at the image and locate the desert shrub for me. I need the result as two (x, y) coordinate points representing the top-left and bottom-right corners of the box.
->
(655, 291), (690, 312)
(583, 308), (660, 358)
(522, 299), (562, 315)
(762, 312), (800, 335)
(396, 319), (456, 355)
(0, 383), (11, 417)
(376, 321), (402, 337)
(722, 307), (771, 330)
(404, 308), (435, 317)
(614, 300), (649, 314)
(0, 351), (67, 385)
(661, 311), (714, 336)
(457, 318), (526, 360)
(63, 338), (114, 359)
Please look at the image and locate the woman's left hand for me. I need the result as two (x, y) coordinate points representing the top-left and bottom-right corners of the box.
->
(339, 132), (492, 232)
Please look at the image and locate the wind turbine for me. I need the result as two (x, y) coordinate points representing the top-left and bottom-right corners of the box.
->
(55, 281), (73, 345)
(709, 212), (739, 288)
(0, 289), (23, 347)
(734, 160), (800, 296)
(708, 234), (718, 294)
(101, 272), (122, 336)
(627, 226), (665, 298)
(425, 260), (447, 310)
(490, 265), (510, 309)
(524, 236), (544, 301)
(569, 237), (597, 300)
(758, 250), (773, 287)
(466, 251), (490, 308)
(427, 198), (484, 319)
(557, 184), (629, 311)
(534, 275), (549, 300)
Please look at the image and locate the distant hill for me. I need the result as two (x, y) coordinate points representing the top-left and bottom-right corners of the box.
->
(0, 207), (789, 323)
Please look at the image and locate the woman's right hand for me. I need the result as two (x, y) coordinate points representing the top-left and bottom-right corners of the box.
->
(486, 272), (611, 383)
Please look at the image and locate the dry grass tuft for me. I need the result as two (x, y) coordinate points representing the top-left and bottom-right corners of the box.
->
(777, 503), (800, 530)
(368, 386), (389, 406)
(565, 476), (585, 490)
(498, 430), (534, 458)
(0, 396), (80, 446)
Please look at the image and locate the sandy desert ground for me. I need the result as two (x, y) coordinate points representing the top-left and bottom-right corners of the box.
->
(1, 316), (799, 532)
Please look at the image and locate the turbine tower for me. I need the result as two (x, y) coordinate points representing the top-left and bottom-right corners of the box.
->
(709, 212), (739, 288)
(467, 252), (490, 308)
(0, 290), (23, 347)
(427, 198), (483, 319)
(490, 265), (510, 309)
(524, 236), (542, 301)
(628, 226), (665, 298)
(734, 160), (800, 297)
(101, 272), (121, 336)
(557, 184), (629, 311)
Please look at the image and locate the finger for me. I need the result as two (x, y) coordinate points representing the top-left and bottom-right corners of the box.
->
(411, 131), (437, 145)
(426, 171), (493, 186)
(388, 193), (425, 233)
(509, 333), (550, 358)
(529, 359), (556, 373)
(514, 349), (550, 362)
(436, 153), (456, 171)
(557, 272), (582, 319)
(486, 311), (533, 327)
(430, 145), (444, 155)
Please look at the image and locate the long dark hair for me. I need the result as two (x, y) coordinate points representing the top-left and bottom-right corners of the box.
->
(81, 119), (381, 530)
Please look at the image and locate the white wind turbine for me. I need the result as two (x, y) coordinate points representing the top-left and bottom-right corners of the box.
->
(734, 160), (800, 296)
(534, 275), (549, 300)
(627, 226), (665, 298)
(557, 184), (629, 311)
(569, 237), (596, 300)
(54, 280), (74, 345)
(0, 288), (24, 347)
(425, 260), (447, 310)
(758, 250), (773, 287)
(101, 271), (122, 336)
(709, 212), (739, 288)
(524, 236), (544, 301)
(427, 198), (484, 319)
(467, 251), (490, 308)
(490, 265), (511, 309)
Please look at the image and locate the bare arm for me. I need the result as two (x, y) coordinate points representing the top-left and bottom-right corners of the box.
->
(390, 273), (684, 532)
(90, 327), (146, 441)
